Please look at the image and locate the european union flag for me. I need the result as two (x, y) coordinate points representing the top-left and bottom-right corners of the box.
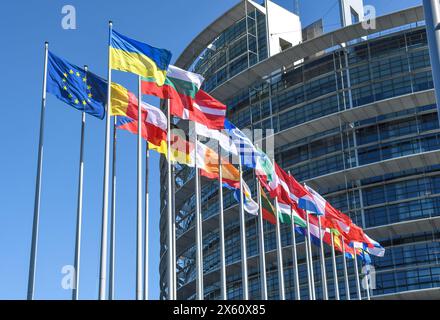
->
(47, 51), (107, 119)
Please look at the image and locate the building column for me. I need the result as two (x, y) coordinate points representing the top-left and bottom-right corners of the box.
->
(423, 0), (440, 126)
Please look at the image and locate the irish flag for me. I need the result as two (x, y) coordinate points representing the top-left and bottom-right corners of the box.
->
(142, 65), (226, 129)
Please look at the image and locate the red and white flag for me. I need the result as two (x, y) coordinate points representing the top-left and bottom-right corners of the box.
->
(170, 89), (227, 130)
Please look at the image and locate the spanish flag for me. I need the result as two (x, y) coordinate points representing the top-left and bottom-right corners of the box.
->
(110, 82), (139, 118)
(111, 30), (172, 86)
(111, 82), (168, 151)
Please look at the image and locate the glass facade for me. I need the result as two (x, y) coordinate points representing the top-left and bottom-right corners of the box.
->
(159, 8), (440, 300)
(191, 7), (268, 93)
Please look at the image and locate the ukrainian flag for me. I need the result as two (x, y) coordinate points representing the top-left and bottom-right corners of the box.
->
(110, 30), (172, 86)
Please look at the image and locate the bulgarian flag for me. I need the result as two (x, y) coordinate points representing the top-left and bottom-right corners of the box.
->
(142, 65), (227, 130)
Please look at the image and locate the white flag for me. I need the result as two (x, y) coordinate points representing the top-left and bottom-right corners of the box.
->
(195, 122), (238, 156)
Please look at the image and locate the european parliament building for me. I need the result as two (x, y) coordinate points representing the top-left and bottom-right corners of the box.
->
(159, 0), (440, 300)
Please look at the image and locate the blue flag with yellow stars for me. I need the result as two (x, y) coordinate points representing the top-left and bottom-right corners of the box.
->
(46, 51), (107, 119)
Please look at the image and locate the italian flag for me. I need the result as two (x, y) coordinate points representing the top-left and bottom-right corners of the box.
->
(142, 65), (227, 129)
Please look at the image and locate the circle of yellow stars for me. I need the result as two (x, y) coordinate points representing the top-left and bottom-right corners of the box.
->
(62, 69), (93, 107)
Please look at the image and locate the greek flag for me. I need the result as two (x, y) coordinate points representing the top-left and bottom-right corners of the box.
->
(224, 119), (263, 169)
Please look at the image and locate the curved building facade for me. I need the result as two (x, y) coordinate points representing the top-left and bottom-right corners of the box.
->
(159, 1), (440, 300)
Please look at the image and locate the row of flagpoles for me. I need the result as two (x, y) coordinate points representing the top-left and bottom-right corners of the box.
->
(28, 17), (382, 300)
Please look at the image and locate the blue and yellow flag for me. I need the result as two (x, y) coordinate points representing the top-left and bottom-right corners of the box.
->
(110, 30), (172, 86)
(47, 52), (107, 119)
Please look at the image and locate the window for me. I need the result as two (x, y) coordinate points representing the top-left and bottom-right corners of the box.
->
(350, 7), (360, 24)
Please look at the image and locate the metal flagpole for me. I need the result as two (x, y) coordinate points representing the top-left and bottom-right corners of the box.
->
(317, 216), (328, 300)
(194, 133), (204, 300)
(166, 99), (174, 300)
(304, 227), (312, 299)
(218, 144), (227, 300)
(290, 208), (300, 300)
(364, 262), (371, 300)
(274, 196), (285, 300)
(354, 253), (362, 300)
(172, 164), (177, 299)
(108, 116), (117, 300)
(99, 21), (113, 300)
(264, 0), (271, 57)
(28, 41), (49, 300)
(72, 65), (88, 300)
(238, 156), (249, 299)
(305, 211), (316, 300)
(330, 232), (340, 300)
(341, 239), (350, 300)
(256, 179), (268, 300)
(136, 76), (143, 300)
(143, 143), (149, 300)
(361, 263), (371, 300)
(288, 172), (300, 300)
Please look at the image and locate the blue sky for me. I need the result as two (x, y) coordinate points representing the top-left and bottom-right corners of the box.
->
(0, 0), (421, 300)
